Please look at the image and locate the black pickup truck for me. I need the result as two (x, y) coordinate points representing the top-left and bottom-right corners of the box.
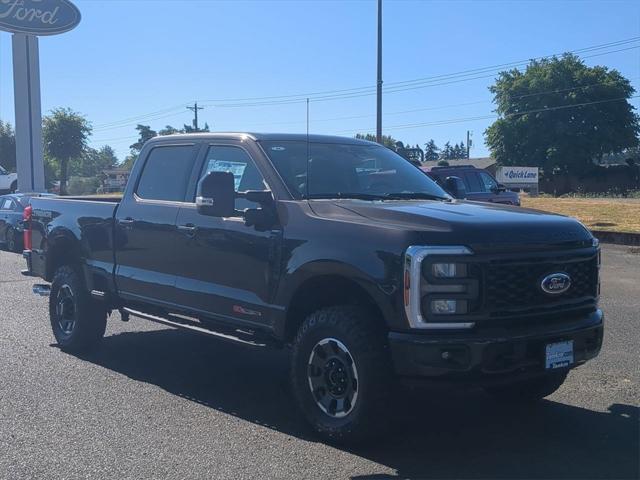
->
(23, 133), (603, 442)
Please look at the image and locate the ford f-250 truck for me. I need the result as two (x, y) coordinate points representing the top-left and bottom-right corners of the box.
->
(23, 133), (603, 442)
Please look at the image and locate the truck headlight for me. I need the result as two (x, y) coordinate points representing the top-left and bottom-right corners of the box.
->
(404, 246), (477, 330)
(431, 263), (467, 278)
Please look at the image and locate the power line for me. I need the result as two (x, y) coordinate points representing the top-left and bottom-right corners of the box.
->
(92, 94), (639, 147)
(232, 77), (639, 129)
(197, 36), (640, 105)
(337, 95), (640, 134)
(88, 37), (640, 131)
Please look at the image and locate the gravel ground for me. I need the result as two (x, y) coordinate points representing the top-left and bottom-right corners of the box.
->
(0, 245), (638, 480)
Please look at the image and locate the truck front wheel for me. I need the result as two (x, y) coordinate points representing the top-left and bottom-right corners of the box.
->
(484, 372), (568, 402)
(49, 265), (107, 353)
(290, 306), (393, 443)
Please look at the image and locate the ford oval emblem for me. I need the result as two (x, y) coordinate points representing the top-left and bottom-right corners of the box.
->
(0, 0), (81, 36)
(540, 273), (571, 295)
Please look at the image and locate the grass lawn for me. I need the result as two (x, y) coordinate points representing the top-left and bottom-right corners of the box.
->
(521, 196), (640, 233)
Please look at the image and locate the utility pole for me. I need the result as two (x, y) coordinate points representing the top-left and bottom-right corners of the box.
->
(376, 0), (383, 144)
(466, 130), (472, 159)
(187, 102), (204, 132)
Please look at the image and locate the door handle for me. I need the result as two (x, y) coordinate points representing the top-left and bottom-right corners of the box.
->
(177, 224), (197, 237)
(118, 217), (135, 229)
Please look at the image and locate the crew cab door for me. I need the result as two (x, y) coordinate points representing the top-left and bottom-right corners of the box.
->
(114, 142), (202, 306)
(173, 142), (281, 328)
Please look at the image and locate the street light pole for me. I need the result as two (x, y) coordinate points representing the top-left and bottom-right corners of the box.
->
(376, 0), (383, 144)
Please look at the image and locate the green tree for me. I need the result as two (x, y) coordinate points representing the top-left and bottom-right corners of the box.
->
(0, 121), (16, 172)
(122, 124), (158, 169)
(424, 140), (439, 162)
(440, 141), (453, 160)
(485, 53), (639, 174)
(129, 124), (157, 153)
(43, 108), (92, 195)
(76, 145), (119, 177)
(159, 125), (181, 136)
(183, 122), (210, 133)
(355, 133), (400, 149)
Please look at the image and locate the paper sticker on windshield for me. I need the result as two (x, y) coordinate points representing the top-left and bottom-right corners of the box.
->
(271, 146), (286, 151)
(207, 160), (247, 190)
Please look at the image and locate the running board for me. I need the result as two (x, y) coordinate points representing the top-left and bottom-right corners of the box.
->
(121, 307), (271, 348)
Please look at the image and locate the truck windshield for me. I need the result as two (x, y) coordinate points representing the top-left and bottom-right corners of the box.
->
(260, 141), (450, 201)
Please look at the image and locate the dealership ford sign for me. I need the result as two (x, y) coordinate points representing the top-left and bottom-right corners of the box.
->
(0, 0), (80, 36)
(1, 0), (81, 193)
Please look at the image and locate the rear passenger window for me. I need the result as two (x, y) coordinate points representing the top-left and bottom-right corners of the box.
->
(136, 145), (197, 202)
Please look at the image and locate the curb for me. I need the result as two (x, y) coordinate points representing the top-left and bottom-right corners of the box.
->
(591, 230), (640, 246)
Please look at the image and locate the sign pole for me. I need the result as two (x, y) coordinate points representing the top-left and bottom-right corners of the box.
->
(12, 33), (45, 193)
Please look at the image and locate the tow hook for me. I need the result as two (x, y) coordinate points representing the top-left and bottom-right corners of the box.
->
(32, 284), (51, 297)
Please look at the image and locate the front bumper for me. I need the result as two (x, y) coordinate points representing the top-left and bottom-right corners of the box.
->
(389, 309), (603, 385)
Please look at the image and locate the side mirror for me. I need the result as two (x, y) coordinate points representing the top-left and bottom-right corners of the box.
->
(196, 171), (236, 217)
(243, 190), (274, 206)
(493, 183), (507, 193)
(444, 176), (467, 199)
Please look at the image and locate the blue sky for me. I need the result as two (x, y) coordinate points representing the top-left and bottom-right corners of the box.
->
(1, 0), (639, 162)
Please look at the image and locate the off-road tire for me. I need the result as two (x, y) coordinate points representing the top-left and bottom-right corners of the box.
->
(290, 305), (393, 444)
(6, 227), (20, 253)
(484, 372), (568, 402)
(49, 265), (107, 353)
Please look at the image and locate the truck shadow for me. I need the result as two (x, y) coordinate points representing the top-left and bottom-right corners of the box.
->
(78, 327), (639, 480)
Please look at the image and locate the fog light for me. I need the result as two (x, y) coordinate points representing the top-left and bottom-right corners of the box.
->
(430, 299), (468, 315)
(431, 300), (457, 314)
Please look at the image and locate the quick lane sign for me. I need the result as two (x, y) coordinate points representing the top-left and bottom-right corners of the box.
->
(496, 166), (539, 185)
(0, 0), (80, 36)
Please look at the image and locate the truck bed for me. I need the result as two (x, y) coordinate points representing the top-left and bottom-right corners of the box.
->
(28, 196), (120, 288)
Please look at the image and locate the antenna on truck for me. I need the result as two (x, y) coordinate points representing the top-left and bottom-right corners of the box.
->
(306, 98), (310, 200)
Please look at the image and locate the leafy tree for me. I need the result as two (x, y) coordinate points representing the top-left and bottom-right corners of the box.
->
(183, 122), (210, 133)
(122, 124), (158, 169)
(424, 139), (439, 161)
(454, 141), (467, 159)
(355, 133), (400, 149)
(43, 108), (92, 195)
(440, 141), (453, 160)
(437, 160), (450, 167)
(159, 125), (181, 136)
(75, 145), (119, 177)
(486, 53), (639, 174)
(129, 124), (157, 153)
(0, 121), (16, 172)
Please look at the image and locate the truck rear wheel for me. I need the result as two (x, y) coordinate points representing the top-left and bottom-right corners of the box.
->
(290, 306), (393, 443)
(6, 227), (19, 253)
(484, 372), (568, 402)
(49, 265), (107, 353)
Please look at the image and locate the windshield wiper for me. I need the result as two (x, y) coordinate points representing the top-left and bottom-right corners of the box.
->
(382, 192), (450, 201)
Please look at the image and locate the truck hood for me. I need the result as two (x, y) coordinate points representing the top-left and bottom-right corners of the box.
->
(308, 199), (593, 250)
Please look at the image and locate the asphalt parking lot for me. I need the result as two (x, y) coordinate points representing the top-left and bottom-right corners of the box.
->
(0, 245), (638, 480)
